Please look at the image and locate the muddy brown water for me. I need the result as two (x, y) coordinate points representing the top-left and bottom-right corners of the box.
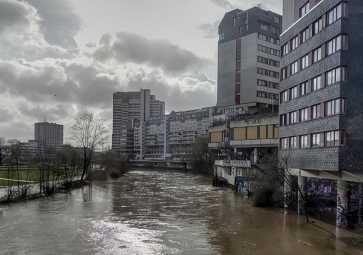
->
(0, 169), (362, 255)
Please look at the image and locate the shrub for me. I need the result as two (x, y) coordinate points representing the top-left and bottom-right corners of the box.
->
(253, 187), (274, 207)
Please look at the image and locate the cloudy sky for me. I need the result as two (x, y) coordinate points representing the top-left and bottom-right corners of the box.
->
(0, 0), (281, 144)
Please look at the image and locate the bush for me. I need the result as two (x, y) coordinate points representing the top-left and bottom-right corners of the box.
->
(253, 187), (274, 207)
(109, 171), (120, 179)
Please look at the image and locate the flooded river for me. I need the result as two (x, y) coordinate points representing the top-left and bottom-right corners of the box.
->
(0, 169), (362, 255)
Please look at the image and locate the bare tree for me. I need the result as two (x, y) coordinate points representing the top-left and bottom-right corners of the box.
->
(56, 145), (82, 188)
(68, 111), (109, 181)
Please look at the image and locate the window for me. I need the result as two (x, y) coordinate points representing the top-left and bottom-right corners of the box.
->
(270, 82), (279, 89)
(290, 136), (297, 149)
(281, 90), (289, 103)
(257, 68), (268, 75)
(281, 138), (289, 149)
(257, 79), (267, 87)
(257, 91), (268, 98)
(261, 24), (268, 30)
(281, 67), (288, 80)
(301, 54), (309, 69)
(312, 47), (322, 63)
(219, 33), (224, 40)
(282, 43), (289, 56)
(269, 93), (279, 100)
(326, 67), (346, 85)
(312, 76), (322, 91)
(300, 2), (310, 17)
(258, 56), (268, 64)
(312, 104), (321, 119)
(269, 70), (279, 79)
(258, 45), (268, 53)
(274, 16), (280, 24)
(271, 26), (277, 34)
(269, 59), (279, 67)
(300, 81), (309, 96)
(325, 98), (346, 116)
(281, 114), (287, 126)
(290, 111), (298, 124)
(300, 108), (308, 121)
(300, 135), (309, 148)
(291, 36), (299, 50)
(327, 3), (347, 25)
(327, 35), (348, 55)
(291, 61), (298, 75)
(270, 37), (279, 45)
(258, 33), (268, 41)
(290, 86), (298, 99)
(311, 133), (321, 147)
(301, 27), (309, 43)
(325, 131), (340, 146)
(313, 18), (323, 35)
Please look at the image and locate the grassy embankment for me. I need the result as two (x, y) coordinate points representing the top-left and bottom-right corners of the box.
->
(0, 165), (82, 187)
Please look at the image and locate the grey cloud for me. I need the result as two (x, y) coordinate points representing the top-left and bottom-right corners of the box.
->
(0, 60), (124, 115)
(93, 32), (212, 74)
(126, 69), (216, 112)
(197, 20), (220, 38)
(210, 0), (234, 9)
(27, 0), (82, 49)
(0, 1), (31, 34)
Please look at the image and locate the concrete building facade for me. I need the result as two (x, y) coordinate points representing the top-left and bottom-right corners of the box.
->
(168, 107), (216, 160)
(34, 121), (63, 148)
(112, 89), (165, 157)
(217, 7), (282, 114)
(280, 0), (363, 226)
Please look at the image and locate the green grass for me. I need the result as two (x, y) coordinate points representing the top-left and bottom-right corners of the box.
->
(0, 179), (31, 187)
(0, 170), (38, 181)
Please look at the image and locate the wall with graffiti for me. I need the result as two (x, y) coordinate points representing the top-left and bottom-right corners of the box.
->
(235, 177), (257, 198)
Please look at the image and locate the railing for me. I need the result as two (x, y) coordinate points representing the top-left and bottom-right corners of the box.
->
(214, 160), (251, 168)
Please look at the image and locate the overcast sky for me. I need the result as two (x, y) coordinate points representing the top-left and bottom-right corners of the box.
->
(0, 0), (282, 144)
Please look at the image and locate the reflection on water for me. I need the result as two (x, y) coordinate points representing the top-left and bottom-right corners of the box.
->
(0, 169), (361, 255)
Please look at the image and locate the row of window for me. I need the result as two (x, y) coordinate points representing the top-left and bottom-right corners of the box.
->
(280, 98), (346, 126)
(257, 68), (279, 79)
(281, 66), (347, 103)
(258, 44), (280, 56)
(258, 33), (280, 45)
(281, 130), (345, 150)
(257, 56), (280, 67)
(257, 91), (279, 100)
(260, 23), (281, 35)
(283, 2), (348, 57)
(257, 79), (279, 89)
(281, 35), (347, 79)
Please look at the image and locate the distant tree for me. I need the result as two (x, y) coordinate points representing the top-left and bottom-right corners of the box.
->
(68, 111), (109, 181)
(99, 150), (129, 178)
(56, 144), (82, 188)
(190, 137), (217, 175)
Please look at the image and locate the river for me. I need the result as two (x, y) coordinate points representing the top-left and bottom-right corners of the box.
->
(0, 169), (362, 255)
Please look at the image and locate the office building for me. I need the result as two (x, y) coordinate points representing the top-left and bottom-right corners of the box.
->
(168, 107), (216, 160)
(112, 89), (165, 157)
(217, 7), (282, 114)
(34, 121), (63, 148)
(280, 0), (362, 226)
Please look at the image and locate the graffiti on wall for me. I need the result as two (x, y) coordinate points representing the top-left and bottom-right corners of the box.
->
(306, 178), (337, 200)
(235, 179), (257, 198)
(337, 191), (348, 228)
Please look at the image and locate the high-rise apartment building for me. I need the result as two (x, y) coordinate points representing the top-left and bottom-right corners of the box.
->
(217, 7), (282, 114)
(112, 89), (165, 157)
(34, 121), (63, 148)
(280, 0), (362, 226)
